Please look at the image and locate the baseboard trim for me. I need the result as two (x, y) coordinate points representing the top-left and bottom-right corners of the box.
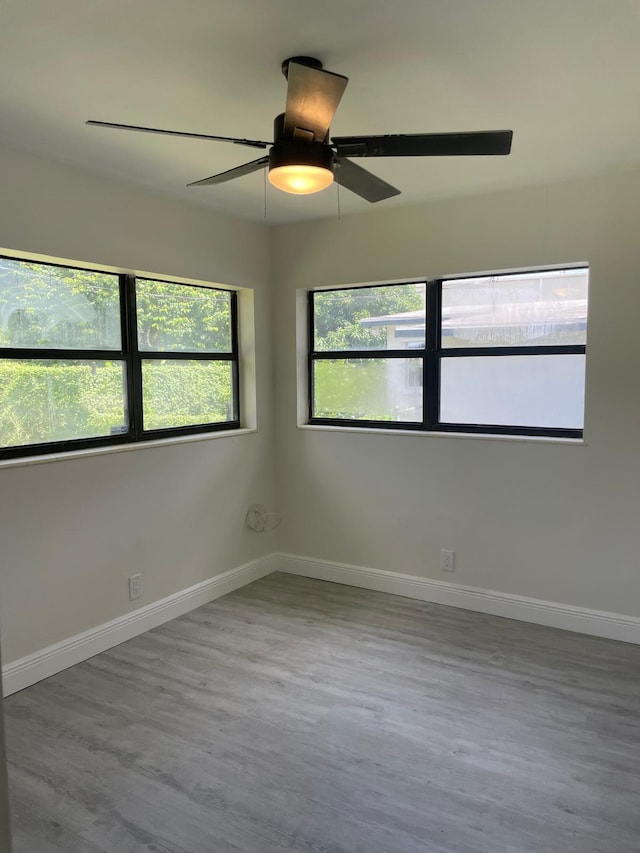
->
(276, 553), (640, 645)
(2, 555), (276, 697)
(6, 552), (638, 697)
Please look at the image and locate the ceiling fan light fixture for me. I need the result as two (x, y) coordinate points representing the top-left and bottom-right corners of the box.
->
(269, 164), (333, 194)
(268, 140), (334, 195)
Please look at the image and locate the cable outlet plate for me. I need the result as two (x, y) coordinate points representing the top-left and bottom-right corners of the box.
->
(128, 574), (142, 600)
(440, 550), (455, 572)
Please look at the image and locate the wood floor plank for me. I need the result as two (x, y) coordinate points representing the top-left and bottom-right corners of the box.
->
(4, 573), (640, 852)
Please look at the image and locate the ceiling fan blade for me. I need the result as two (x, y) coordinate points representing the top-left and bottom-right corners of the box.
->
(187, 157), (269, 187)
(86, 121), (270, 150)
(284, 62), (348, 142)
(333, 130), (513, 158)
(334, 157), (401, 203)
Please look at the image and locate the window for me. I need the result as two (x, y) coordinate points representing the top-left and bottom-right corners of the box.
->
(0, 256), (239, 458)
(309, 268), (588, 438)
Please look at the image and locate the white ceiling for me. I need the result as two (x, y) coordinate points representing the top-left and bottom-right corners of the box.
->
(1, 0), (639, 224)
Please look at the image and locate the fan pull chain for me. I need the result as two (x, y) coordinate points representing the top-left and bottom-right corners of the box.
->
(263, 168), (268, 219)
(336, 179), (341, 220)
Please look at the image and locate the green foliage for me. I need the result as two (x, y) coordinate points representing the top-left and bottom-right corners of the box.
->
(312, 284), (424, 420)
(142, 362), (233, 430)
(314, 284), (423, 350)
(0, 259), (120, 349)
(0, 261), (424, 447)
(313, 360), (392, 420)
(0, 361), (125, 448)
(0, 359), (234, 448)
(136, 280), (231, 352)
(0, 259), (236, 449)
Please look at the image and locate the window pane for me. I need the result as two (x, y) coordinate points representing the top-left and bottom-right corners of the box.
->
(0, 258), (121, 349)
(314, 285), (425, 351)
(0, 360), (127, 448)
(142, 360), (235, 430)
(441, 269), (588, 348)
(136, 280), (232, 352)
(440, 354), (586, 429)
(313, 358), (423, 422)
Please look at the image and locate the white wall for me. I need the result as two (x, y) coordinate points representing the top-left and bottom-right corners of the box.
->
(271, 168), (640, 618)
(0, 145), (277, 664)
(2, 150), (639, 656)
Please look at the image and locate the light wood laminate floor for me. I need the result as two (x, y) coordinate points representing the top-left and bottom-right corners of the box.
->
(4, 573), (640, 852)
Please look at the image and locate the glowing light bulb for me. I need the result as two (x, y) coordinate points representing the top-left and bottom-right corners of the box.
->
(268, 164), (334, 195)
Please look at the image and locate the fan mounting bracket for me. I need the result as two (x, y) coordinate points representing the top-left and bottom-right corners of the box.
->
(281, 56), (323, 80)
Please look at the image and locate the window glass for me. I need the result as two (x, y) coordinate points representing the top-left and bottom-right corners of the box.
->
(440, 354), (586, 429)
(0, 359), (127, 448)
(314, 284), (425, 351)
(310, 268), (588, 437)
(136, 280), (232, 353)
(141, 360), (235, 430)
(441, 269), (588, 348)
(0, 258), (121, 350)
(313, 358), (423, 422)
(0, 256), (241, 458)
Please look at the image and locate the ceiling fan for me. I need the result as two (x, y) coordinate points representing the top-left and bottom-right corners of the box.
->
(87, 56), (513, 203)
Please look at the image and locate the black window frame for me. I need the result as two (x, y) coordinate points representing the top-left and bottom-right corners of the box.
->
(0, 256), (240, 460)
(308, 269), (587, 439)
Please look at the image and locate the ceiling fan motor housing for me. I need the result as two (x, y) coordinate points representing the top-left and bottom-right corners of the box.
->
(270, 111), (335, 175)
(268, 138), (334, 174)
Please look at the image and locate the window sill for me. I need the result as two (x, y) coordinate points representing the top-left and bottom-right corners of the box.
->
(298, 424), (585, 446)
(0, 427), (257, 470)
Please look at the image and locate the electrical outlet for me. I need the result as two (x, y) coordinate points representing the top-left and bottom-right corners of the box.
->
(128, 574), (142, 600)
(440, 550), (455, 572)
